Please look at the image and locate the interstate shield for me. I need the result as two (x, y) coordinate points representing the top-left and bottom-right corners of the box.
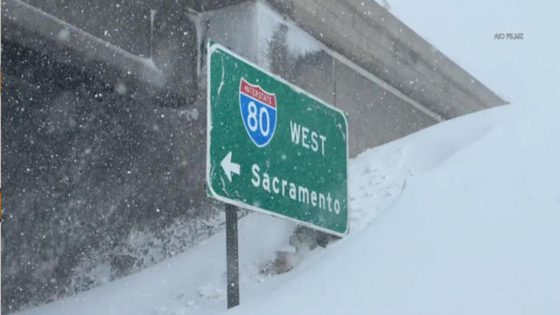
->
(239, 78), (277, 147)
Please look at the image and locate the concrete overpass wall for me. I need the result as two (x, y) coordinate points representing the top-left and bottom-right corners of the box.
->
(267, 0), (506, 117)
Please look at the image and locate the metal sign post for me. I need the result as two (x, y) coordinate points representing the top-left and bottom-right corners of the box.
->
(225, 204), (240, 309)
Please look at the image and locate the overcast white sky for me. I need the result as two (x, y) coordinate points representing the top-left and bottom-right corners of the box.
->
(383, 0), (560, 107)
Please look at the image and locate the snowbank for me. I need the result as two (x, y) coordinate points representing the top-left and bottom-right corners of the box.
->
(17, 98), (560, 315)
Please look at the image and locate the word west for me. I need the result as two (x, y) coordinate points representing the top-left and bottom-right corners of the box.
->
(290, 120), (327, 156)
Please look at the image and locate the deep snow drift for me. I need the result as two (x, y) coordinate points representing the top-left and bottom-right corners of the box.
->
(16, 101), (560, 315)
(219, 105), (560, 315)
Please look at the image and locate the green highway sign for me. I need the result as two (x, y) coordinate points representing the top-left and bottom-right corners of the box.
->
(206, 42), (348, 236)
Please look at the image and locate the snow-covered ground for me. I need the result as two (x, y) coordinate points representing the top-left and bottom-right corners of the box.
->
(218, 104), (560, 315)
(17, 100), (560, 315)
(15, 0), (560, 314)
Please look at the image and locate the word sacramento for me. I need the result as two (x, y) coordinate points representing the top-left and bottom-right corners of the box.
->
(251, 163), (342, 214)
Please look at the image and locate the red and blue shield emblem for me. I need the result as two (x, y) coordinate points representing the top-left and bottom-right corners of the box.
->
(239, 78), (277, 147)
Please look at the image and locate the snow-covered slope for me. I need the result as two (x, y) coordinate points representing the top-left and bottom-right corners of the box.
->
(16, 101), (560, 315)
(220, 104), (560, 315)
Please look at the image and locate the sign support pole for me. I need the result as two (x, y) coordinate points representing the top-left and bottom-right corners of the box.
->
(225, 203), (240, 309)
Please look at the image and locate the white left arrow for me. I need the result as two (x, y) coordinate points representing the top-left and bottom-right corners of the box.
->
(220, 151), (241, 182)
